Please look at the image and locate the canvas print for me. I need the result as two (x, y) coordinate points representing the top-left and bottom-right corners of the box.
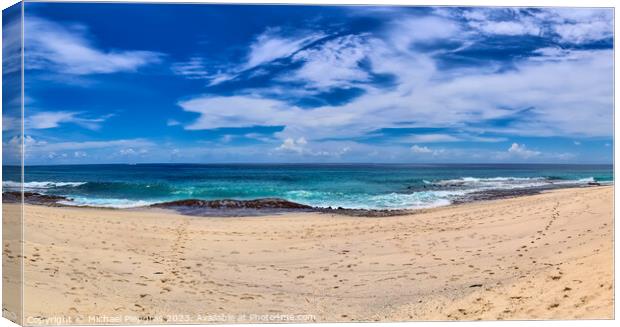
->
(1, 1), (614, 325)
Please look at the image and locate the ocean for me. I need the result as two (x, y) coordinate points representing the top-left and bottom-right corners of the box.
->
(1, 163), (613, 210)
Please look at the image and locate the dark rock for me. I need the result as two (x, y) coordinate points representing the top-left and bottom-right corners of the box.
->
(151, 198), (417, 217)
(2, 191), (21, 203)
(453, 188), (544, 204)
(2, 191), (69, 206)
(151, 198), (312, 210)
(317, 207), (413, 217)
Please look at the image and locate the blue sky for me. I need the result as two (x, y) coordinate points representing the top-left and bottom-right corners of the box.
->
(2, 3), (614, 164)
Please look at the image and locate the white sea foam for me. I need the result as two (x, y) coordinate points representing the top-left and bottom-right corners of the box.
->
(366, 190), (464, 209)
(285, 189), (467, 210)
(436, 176), (546, 185)
(3, 175), (609, 211)
(284, 176), (607, 210)
(433, 176), (599, 190)
(3, 181), (87, 190)
(59, 197), (154, 209)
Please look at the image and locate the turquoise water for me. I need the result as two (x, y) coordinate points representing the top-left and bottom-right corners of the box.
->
(2, 164), (613, 209)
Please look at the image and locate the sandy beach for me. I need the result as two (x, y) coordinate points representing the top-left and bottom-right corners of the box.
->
(3, 186), (613, 323)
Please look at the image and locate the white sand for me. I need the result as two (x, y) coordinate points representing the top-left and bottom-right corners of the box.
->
(2, 186), (613, 324)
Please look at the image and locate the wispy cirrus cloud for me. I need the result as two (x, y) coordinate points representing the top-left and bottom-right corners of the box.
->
(453, 7), (613, 43)
(25, 16), (163, 75)
(26, 111), (113, 130)
(540, 8), (613, 44)
(2, 10), (22, 76)
(386, 15), (462, 51)
(245, 28), (324, 70)
(19, 6), (612, 164)
(172, 28), (324, 85)
(170, 57), (212, 80)
(456, 8), (541, 36)
(179, 96), (298, 130)
(171, 6), (611, 164)
(284, 34), (372, 89)
(178, 46), (612, 141)
(170, 59), (236, 86)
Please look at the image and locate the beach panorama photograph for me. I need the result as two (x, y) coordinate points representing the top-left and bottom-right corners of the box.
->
(1, 1), (614, 324)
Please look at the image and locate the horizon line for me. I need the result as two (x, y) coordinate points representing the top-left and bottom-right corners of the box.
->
(3, 162), (614, 167)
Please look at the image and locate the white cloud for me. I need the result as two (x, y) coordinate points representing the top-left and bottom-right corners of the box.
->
(287, 34), (371, 89)
(119, 148), (137, 155)
(47, 152), (68, 160)
(173, 8), (611, 163)
(2, 14), (21, 75)
(28, 138), (153, 152)
(4, 135), (48, 148)
(387, 16), (461, 51)
(459, 9), (540, 36)
(171, 57), (238, 86)
(410, 144), (447, 156)
(529, 47), (598, 62)
(461, 10), (487, 21)
(245, 28), (323, 70)
(471, 20), (540, 36)
(244, 133), (276, 143)
(507, 143), (540, 158)
(179, 96), (299, 130)
(26, 16), (163, 75)
(402, 133), (505, 143)
(119, 148), (148, 156)
(2, 115), (21, 132)
(172, 28), (324, 86)
(167, 119), (181, 126)
(170, 57), (211, 79)
(179, 45), (611, 144)
(276, 137), (307, 153)
(457, 8), (612, 43)
(28, 112), (76, 129)
(543, 8), (613, 44)
(406, 134), (461, 143)
(220, 135), (234, 143)
(553, 21), (612, 44)
(25, 135), (47, 146)
(467, 135), (508, 143)
(551, 152), (576, 160)
(270, 139), (358, 159)
(574, 141), (581, 145)
(26, 111), (111, 130)
(206, 72), (237, 86)
(410, 144), (433, 154)
(11, 137), (155, 163)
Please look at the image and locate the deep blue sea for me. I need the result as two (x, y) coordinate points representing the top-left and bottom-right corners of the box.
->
(2, 164), (613, 210)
